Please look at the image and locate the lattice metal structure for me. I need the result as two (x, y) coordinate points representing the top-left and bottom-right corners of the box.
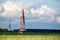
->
(9, 19), (11, 31)
(19, 9), (26, 33)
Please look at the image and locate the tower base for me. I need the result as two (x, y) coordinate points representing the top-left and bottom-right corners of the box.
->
(19, 28), (26, 33)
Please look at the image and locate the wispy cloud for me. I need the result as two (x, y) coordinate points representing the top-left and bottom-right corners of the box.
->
(31, 4), (55, 15)
(30, 4), (56, 23)
(0, 1), (56, 23)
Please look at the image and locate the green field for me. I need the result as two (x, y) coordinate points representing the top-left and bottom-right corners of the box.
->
(0, 33), (60, 40)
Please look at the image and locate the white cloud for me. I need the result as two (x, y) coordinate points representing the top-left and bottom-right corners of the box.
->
(31, 9), (38, 14)
(1, 0), (38, 18)
(14, 4), (56, 23)
(1, 0), (44, 17)
(0, 11), (8, 17)
(1, 1), (35, 17)
(30, 4), (56, 23)
(2, 1), (17, 11)
(0, 1), (24, 17)
(0, 10), (20, 17)
(56, 16), (60, 23)
(2, 1), (23, 11)
(0, 1), (56, 23)
(31, 5), (55, 15)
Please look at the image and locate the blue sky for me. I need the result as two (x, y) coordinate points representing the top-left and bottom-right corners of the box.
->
(0, 0), (60, 30)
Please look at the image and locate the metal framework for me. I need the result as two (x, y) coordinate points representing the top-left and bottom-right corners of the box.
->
(19, 9), (26, 33)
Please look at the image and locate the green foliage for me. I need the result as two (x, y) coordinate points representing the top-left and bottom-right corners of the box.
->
(0, 28), (8, 32)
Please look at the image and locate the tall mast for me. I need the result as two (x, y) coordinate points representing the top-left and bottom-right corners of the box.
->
(9, 19), (11, 31)
(19, 9), (26, 33)
(22, 9), (25, 25)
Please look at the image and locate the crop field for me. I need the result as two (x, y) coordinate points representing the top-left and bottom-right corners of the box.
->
(0, 32), (60, 40)
(0, 34), (60, 40)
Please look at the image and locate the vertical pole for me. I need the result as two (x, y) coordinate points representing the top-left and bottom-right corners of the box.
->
(9, 19), (11, 31)
(22, 9), (25, 25)
(19, 9), (26, 33)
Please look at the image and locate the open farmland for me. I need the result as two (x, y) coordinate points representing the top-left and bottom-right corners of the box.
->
(0, 35), (60, 40)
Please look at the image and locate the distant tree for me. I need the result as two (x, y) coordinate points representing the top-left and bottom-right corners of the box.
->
(0, 28), (1, 30)
(0, 28), (2, 32)
(13, 29), (19, 32)
(2, 28), (8, 32)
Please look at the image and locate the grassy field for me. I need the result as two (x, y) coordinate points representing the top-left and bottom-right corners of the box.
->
(0, 33), (60, 40)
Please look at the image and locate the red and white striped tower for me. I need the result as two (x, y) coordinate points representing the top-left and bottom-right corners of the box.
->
(19, 9), (26, 33)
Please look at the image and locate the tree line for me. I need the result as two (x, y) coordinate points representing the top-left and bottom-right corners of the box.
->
(0, 28), (19, 32)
